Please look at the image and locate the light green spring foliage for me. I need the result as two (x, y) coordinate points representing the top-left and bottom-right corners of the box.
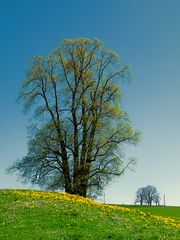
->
(11, 38), (140, 195)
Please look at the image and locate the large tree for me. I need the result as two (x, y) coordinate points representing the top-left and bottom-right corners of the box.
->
(9, 38), (140, 197)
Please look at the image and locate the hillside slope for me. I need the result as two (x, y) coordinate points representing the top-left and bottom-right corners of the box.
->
(0, 190), (179, 240)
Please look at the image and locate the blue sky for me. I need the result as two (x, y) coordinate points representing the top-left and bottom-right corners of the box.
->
(0, 0), (180, 205)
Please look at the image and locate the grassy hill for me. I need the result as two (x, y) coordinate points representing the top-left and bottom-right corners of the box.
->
(0, 190), (179, 240)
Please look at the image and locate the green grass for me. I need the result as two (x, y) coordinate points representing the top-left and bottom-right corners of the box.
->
(121, 205), (180, 221)
(0, 190), (179, 240)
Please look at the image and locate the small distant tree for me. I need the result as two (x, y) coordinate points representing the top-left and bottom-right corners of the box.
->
(135, 187), (146, 205)
(135, 185), (160, 205)
(153, 193), (161, 206)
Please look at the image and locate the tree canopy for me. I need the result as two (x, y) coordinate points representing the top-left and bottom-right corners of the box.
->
(8, 38), (140, 197)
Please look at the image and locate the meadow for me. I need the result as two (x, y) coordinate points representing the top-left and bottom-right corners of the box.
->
(0, 189), (179, 240)
(122, 205), (180, 221)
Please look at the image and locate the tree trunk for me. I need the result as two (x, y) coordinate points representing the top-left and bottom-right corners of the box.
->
(60, 140), (73, 194)
(73, 163), (91, 197)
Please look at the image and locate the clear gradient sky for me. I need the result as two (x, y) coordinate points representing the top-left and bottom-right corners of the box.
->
(0, 0), (180, 206)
